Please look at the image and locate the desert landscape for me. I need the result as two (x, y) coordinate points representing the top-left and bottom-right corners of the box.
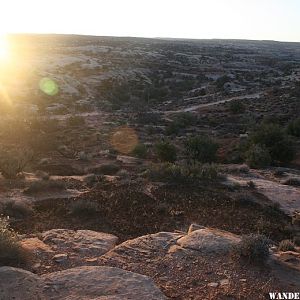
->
(0, 34), (300, 299)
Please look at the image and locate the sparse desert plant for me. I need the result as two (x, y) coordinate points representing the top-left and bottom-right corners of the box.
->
(278, 240), (296, 252)
(69, 200), (99, 217)
(0, 199), (33, 219)
(229, 100), (246, 114)
(29, 117), (60, 134)
(287, 118), (300, 138)
(185, 136), (219, 164)
(67, 115), (86, 127)
(155, 141), (177, 162)
(146, 162), (219, 183)
(24, 180), (66, 195)
(165, 121), (181, 136)
(95, 163), (120, 175)
(187, 162), (219, 180)
(250, 123), (295, 163)
(247, 181), (256, 189)
(146, 163), (186, 183)
(0, 217), (27, 266)
(216, 75), (230, 90)
(232, 234), (271, 264)
(56, 144), (78, 159)
(165, 112), (197, 135)
(282, 177), (300, 187)
(0, 148), (33, 179)
(246, 144), (271, 168)
(35, 170), (50, 180)
(132, 143), (147, 159)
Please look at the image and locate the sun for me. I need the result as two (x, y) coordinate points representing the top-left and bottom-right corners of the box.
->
(0, 34), (9, 61)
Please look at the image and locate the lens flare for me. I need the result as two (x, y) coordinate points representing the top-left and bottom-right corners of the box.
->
(39, 78), (59, 96)
(110, 126), (138, 154)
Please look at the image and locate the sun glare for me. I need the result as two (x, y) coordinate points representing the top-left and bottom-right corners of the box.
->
(0, 34), (9, 61)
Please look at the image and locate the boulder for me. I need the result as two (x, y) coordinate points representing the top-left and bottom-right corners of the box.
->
(0, 267), (44, 300)
(42, 266), (166, 299)
(102, 232), (182, 263)
(0, 266), (166, 300)
(42, 229), (118, 256)
(176, 227), (240, 255)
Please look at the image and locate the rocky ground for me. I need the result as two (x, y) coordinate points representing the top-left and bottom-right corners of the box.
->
(1, 225), (300, 299)
(0, 35), (300, 299)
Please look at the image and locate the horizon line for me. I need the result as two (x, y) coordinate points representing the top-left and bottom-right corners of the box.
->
(5, 32), (300, 44)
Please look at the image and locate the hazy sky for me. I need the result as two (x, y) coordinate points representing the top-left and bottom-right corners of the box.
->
(1, 0), (300, 42)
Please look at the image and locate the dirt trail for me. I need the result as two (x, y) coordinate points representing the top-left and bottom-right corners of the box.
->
(165, 92), (262, 114)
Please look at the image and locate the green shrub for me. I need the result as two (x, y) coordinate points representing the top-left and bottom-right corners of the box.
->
(146, 163), (186, 183)
(229, 100), (246, 114)
(155, 141), (177, 162)
(216, 75), (230, 90)
(132, 144), (147, 158)
(165, 112), (197, 135)
(246, 144), (271, 168)
(146, 162), (219, 183)
(232, 234), (270, 264)
(175, 112), (197, 127)
(185, 136), (219, 164)
(287, 118), (300, 137)
(165, 122), (180, 136)
(278, 240), (296, 252)
(250, 123), (295, 163)
(0, 217), (27, 266)
(0, 148), (33, 179)
(186, 163), (219, 180)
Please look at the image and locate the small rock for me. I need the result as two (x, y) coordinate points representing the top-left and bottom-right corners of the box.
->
(188, 224), (205, 234)
(53, 254), (68, 263)
(207, 282), (219, 288)
(220, 279), (230, 286)
(21, 238), (54, 254)
(85, 258), (98, 262)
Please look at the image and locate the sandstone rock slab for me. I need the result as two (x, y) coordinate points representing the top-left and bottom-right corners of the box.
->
(42, 266), (166, 300)
(0, 267), (44, 300)
(42, 229), (118, 256)
(177, 227), (240, 255)
(0, 266), (166, 300)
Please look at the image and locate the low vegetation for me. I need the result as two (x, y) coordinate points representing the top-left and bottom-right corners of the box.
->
(249, 123), (295, 163)
(0, 217), (27, 266)
(146, 162), (219, 183)
(232, 234), (271, 264)
(246, 144), (271, 168)
(278, 239), (296, 252)
(185, 136), (219, 164)
(0, 199), (33, 219)
(165, 112), (197, 135)
(287, 118), (300, 137)
(131, 143), (148, 158)
(24, 180), (66, 195)
(67, 115), (86, 127)
(69, 200), (99, 217)
(229, 100), (246, 114)
(155, 141), (177, 163)
(0, 148), (33, 179)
